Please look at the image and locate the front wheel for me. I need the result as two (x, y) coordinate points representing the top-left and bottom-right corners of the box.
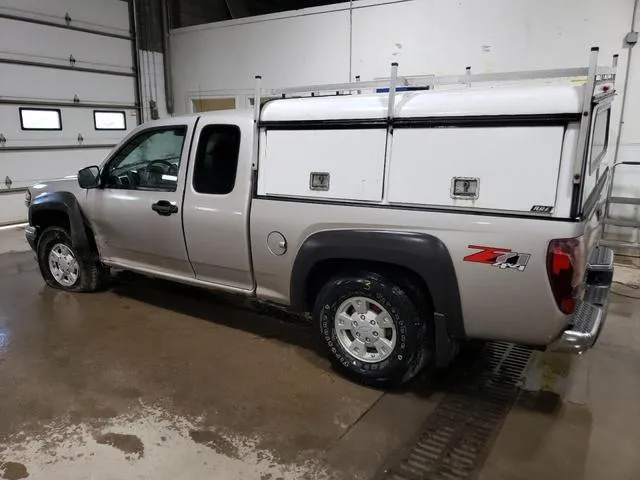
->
(313, 271), (432, 387)
(37, 226), (106, 292)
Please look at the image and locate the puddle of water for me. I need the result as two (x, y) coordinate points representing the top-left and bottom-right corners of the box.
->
(0, 461), (29, 480)
(0, 404), (329, 480)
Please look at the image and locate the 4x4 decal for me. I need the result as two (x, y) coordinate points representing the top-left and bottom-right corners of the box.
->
(464, 245), (531, 272)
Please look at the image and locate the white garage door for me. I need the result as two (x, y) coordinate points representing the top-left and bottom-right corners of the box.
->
(0, 0), (139, 225)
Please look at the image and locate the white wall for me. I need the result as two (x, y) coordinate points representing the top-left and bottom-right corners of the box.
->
(171, 0), (634, 117)
(171, 7), (350, 112)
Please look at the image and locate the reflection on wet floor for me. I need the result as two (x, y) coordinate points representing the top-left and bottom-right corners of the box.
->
(0, 330), (9, 353)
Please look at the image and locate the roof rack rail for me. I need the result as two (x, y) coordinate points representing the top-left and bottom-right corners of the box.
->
(254, 48), (616, 101)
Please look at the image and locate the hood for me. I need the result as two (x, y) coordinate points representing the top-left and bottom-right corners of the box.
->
(28, 176), (82, 202)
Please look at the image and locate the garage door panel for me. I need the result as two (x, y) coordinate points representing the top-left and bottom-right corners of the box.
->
(0, 106), (135, 147)
(0, 192), (27, 225)
(0, 0), (130, 36)
(0, 0), (136, 224)
(0, 64), (136, 104)
(0, 19), (133, 72)
(0, 148), (113, 189)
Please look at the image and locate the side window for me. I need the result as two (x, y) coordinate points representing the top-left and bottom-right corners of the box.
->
(589, 106), (610, 174)
(193, 125), (241, 195)
(104, 126), (187, 191)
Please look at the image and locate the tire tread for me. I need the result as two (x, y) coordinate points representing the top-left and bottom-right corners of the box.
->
(314, 270), (433, 387)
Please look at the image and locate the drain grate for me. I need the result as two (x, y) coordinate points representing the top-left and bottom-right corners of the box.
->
(380, 342), (533, 480)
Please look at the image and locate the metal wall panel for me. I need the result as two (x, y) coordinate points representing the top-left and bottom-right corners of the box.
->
(0, 147), (114, 225)
(0, 64), (136, 104)
(0, 0), (130, 35)
(0, 18), (134, 74)
(1, 148), (113, 190)
(0, 192), (27, 226)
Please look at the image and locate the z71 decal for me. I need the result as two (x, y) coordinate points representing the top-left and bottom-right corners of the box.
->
(464, 245), (531, 272)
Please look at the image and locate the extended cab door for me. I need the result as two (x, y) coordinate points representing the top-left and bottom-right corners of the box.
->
(181, 118), (254, 291)
(85, 118), (196, 277)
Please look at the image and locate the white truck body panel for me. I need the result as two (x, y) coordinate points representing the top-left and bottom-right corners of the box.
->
(395, 84), (582, 118)
(257, 129), (387, 202)
(387, 126), (565, 211)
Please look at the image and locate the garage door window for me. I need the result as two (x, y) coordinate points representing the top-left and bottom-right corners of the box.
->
(94, 111), (126, 130)
(193, 125), (241, 195)
(19, 108), (62, 131)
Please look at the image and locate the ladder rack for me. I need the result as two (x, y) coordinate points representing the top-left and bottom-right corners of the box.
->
(253, 48), (617, 105)
(266, 65), (616, 98)
(250, 48), (618, 167)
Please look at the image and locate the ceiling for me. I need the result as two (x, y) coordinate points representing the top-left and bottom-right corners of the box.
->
(169, 0), (353, 28)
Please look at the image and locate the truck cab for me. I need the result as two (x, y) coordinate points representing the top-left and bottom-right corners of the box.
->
(83, 112), (256, 292)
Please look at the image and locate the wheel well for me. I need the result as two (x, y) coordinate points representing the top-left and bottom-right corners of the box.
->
(32, 210), (70, 233)
(304, 259), (433, 312)
(31, 210), (98, 254)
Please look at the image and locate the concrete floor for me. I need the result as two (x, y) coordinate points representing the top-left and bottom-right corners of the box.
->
(0, 225), (640, 479)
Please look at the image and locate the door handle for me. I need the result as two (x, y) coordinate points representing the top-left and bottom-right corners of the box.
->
(151, 200), (178, 216)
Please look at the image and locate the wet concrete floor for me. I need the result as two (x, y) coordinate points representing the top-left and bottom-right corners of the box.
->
(1, 226), (640, 479)
(0, 238), (441, 479)
(480, 264), (640, 480)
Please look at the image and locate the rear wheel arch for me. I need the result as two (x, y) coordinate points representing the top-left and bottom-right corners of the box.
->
(304, 258), (433, 315)
(290, 230), (465, 363)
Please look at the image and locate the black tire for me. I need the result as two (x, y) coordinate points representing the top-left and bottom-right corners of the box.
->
(37, 226), (106, 292)
(314, 271), (433, 387)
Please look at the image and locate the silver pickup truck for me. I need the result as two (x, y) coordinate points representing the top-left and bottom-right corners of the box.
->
(24, 57), (616, 386)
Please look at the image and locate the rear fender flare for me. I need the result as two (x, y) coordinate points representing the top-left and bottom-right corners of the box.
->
(290, 230), (464, 340)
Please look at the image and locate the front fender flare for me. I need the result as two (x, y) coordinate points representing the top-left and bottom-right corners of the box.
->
(29, 191), (93, 260)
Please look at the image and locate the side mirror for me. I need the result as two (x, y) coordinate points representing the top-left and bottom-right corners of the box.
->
(78, 166), (100, 189)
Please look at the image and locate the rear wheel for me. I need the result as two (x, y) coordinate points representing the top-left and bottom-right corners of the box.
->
(313, 271), (432, 386)
(37, 226), (106, 292)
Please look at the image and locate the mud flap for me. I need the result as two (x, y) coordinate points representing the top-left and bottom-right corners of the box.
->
(434, 312), (459, 367)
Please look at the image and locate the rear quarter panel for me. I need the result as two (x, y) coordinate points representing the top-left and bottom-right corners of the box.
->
(250, 200), (585, 346)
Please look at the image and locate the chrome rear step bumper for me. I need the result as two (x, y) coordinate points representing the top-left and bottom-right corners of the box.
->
(550, 246), (613, 354)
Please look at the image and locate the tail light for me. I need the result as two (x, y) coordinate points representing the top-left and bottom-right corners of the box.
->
(546, 237), (585, 315)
